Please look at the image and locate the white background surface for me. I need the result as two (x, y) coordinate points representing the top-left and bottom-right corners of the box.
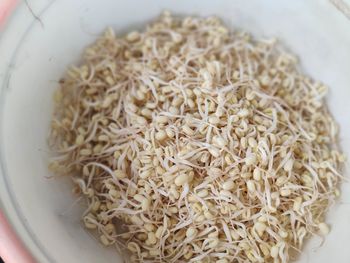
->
(0, 0), (350, 262)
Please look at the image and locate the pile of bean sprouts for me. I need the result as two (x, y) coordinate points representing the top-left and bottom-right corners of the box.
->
(49, 13), (345, 263)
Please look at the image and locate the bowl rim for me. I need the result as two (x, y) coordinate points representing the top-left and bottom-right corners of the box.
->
(0, 1), (57, 262)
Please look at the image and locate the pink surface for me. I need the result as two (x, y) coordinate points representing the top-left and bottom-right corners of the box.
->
(0, 0), (17, 28)
(0, 211), (35, 263)
(0, 2), (35, 262)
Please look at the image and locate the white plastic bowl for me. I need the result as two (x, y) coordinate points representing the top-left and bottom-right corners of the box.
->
(0, 0), (350, 262)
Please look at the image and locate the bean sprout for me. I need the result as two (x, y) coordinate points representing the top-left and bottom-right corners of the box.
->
(49, 12), (344, 263)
